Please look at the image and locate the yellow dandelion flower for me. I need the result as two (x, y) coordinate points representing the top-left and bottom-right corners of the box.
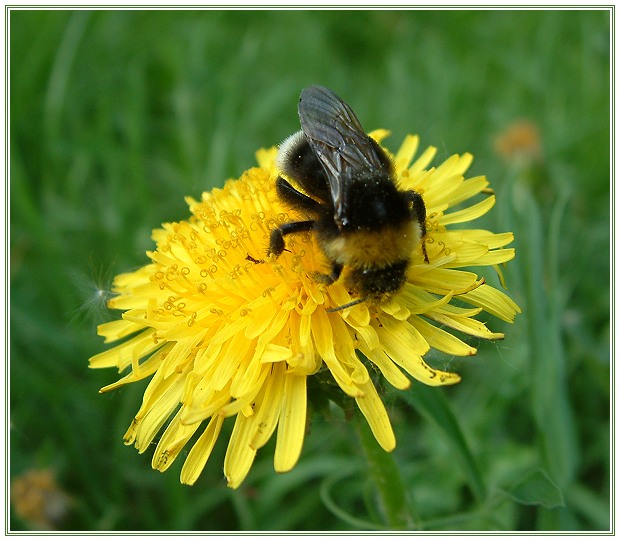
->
(90, 131), (520, 489)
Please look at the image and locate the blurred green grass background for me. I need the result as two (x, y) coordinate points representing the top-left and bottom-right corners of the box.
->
(10, 9), (610, 531)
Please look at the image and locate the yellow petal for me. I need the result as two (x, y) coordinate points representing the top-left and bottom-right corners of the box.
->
(454, 230), (514, 250)
(387, 350), (460, 387)
(180, 391), (231, 425)
(411, 268), (482, 296)
(409, 145), (437, 175)
(229, 362), (270, 404)
(96, 316), (146, 343)
(132, 375), (185, 453)
(426, 311), (504, 340)
(152, 410), (201, 472)
(224, 415), (258, 489)
(355, 380), (395, 452)
(393, 134), (420, 172)
(377, 316), (429, 358)
(259, 344), (293, 363)
(89, 329), (159, 370)
(274, 374), (307, 472)
(440, 175), (489, 207)
(180, 415), (224, 485)
(210, 333), (253, 391)
(358, 344), (411, 390)
(458, 284), (522, 323)
(377, 319), (461, 386)
(368, 128), (391, 143)
(470, 248), (516, 267)
(244, 302), (277, 339)
(250, 364), (286, 449)
(409, 315), (477, 356)
(398, 285), (454, 315)
(98, 344), (172, 393)
(440, 195), (495, 226)
(311, 310), (361, 396)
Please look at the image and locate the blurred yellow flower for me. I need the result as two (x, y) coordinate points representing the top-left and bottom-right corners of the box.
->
(494, 119), (542, 163)
(90, 131), (520, 488)
(11, 469), (72, 530)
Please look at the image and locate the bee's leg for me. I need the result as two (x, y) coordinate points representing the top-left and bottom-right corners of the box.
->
(406, 190), (429, 263)
(420, 237), (429, 263)
(313, 261), (343, 286)
(268, 177), (323, 256)
(328, 261), (344, 283)
(275, 177), (323, 212)
(268, 220), (315, 256)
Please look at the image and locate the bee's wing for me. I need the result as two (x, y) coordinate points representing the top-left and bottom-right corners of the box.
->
(298, 86), (389, 223)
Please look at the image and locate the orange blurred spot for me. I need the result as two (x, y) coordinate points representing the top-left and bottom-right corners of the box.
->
(11, 469), (71, 530)
(494, 120), (542, 163)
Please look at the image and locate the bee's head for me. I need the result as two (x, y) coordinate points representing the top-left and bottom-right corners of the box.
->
(345, 259), (409, 297)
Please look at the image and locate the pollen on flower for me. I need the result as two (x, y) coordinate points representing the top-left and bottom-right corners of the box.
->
(90, 134), (520, 489)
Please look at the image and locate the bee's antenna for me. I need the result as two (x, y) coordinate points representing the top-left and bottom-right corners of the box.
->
(326, 296), (368, 313)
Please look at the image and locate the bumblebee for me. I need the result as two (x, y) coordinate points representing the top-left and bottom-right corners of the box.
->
(269, 85), (428, 309)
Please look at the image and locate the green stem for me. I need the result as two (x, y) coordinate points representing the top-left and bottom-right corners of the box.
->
(354, 414), (416, 529)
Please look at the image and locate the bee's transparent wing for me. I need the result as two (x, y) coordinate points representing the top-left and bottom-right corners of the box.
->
(298, 85), (389, 222)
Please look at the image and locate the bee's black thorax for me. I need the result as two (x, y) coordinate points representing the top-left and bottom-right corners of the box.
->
(337, 173), (411, 231)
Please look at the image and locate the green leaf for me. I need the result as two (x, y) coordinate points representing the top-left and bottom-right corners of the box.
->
(320, 465), (390, 530)
(512, 186), (579, 487)
(400, 384), (486, 501)
(504, 469), (565, 509)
